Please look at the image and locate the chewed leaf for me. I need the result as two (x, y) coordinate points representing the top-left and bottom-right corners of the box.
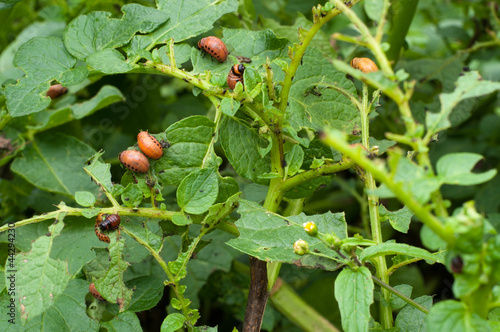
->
(286, 47), (359, 132)
(5, 37), (88, 117)
(64, 4), (168, 59)
(436, 152), (496, 186)
(379, 205), (413, 233)
(15, 221), (71, 322)
(426, 71), (500, 136)
(146, 0), (238, 45)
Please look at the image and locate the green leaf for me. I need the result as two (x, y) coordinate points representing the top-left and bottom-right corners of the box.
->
(427, 300), (490, 332)
(203, 192), (241, 228)
(83, 152), (113, 195)
(426, 71), (500, 136)
(285, 145), (304, 177)
(147, 0), (238, 45)
(243, 183), (268, 203)
(227, 199), (347, 270)
(216, 175), (239, 204)
(364, 0), (384, 21)
(86, 48), (135, 74)
(64, 4), (169, 59)
(13, 221), (71, 322)
(161, 313), (186, 332)
(374, 155), (441, 204)
(52, 217), (109, 275)
(420, 224), (447, 251)
(436, 153), (496, 186)
(219, 116), (271, 185)
(0, 0), (22, 10)
(0, 279), (99, 331)
(123, 217), (163, 252)
(220, 97), (241, 116)
(379, 205), (413, 233)
(29, 85), (125, 130)
(284, 176), (332, 199)
(172, 213), (192, 226)
(161, 232), (240, 308)
(5, 37), (88, 117)
(223, 28), (289, 66)
(395, 295), (432, 331)
(121, 183), (144, 207)
(193, 326), (218, 332)
(75, 191), (96, 207)
(156, 116), (217, 186)
(101, 311), (142, 331)
(286, 47), (359, 132)
(11, 133), (97, 197)
(390, 284), (413, 311)
(334, 267), (374, 332)
(158, 43), (192, 67)
(127, 275), (165, 312)
(258, 14), (335, 60)
(177, 167), (219, 214)
(94, 236), (133, 311)
(0, 21), (65, 82)
(360, 242), (439, 264)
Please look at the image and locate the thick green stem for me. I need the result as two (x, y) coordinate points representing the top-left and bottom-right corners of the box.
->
(360, 83), (393, 328)
(386, 0), (420, 64)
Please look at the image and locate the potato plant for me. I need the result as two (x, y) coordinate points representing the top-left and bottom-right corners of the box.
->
(1, 0), (500, 331)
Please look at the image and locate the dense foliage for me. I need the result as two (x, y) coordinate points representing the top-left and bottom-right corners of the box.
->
(1, 0), (500, 331)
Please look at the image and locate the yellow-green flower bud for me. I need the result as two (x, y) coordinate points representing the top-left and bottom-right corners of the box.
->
(303, 221), (318, 237)
(293, 239), (309, 255)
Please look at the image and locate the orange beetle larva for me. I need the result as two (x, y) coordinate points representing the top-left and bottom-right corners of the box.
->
(350, 57), (379, 73)
(137, 131), (163, 160)
(119, 150), (149, 173)
(198, 36), (228, 62)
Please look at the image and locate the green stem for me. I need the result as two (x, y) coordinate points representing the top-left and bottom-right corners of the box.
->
(360, 82), (393, 328)
(281, 160), (354, 193)
(372, 276), (429, 314)
(322, 132), (455, 245)
(120, 227), (190, 318)
(0, 205), (239, 237)
(385, 0), (420, 64)
(202, 96), (222, 168)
